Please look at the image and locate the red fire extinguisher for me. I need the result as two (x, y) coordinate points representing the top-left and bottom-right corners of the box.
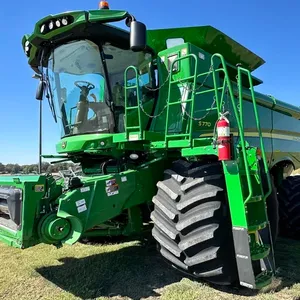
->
(217, 114), (231, 161)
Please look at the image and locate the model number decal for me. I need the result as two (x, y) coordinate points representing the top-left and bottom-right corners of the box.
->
(198, 121), (211, 127)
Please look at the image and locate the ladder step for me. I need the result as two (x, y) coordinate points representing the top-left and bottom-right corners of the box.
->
(125, 85), (138, 89)
(251, 244), (270, 261)
(248, 221), (268, 232)
(126, 107), (139, 110)
(248, 195), (263, 203)
(195, 88), (221, 95)
(168, 99), (193, 106)
(255, 271), (273, 289)
(170, 75), (194, 83)
(127, 126), (140, 129)
(196, 107), (218, 113)
(165, 133), (189, 138)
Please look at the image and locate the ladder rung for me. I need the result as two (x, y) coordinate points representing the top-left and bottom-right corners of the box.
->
(251, 244), (270, 261)
(125, 85), (138, 89)
(166, 133), (189, 138)
(248, 221), (268, 233)
(170, 75), (194, 84)
(214, 68), (224, 72)
(126, 126), (140, 130)
(247, 196), (263, 203)
(197, 71), (212, 77)
(195, 87), (222, 95)
(126, 107), (139, 110)
(168, 99), (193, 105)
(255, 271), (273, 289)
(196, 107), (218, 113)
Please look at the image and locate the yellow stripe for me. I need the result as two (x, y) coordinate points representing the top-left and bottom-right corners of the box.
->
(201, 132), (300, 142)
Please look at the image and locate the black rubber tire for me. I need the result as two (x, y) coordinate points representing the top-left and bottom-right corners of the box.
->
(151, 159), (238, 285)
(266, 180), (279, 243)
(277, 175), (300, 239)
(260, 162), (279, 243)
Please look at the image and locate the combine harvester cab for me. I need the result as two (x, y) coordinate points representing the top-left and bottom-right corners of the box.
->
(1, 0), (300, 292)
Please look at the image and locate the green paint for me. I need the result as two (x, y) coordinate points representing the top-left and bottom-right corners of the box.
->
(0, 175), (62, 248)
(2, 3), (300, 291)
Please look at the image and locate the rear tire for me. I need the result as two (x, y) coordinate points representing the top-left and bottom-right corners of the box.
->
(277, 175), (300, 238)
(266, 180), (279, 243)
(151, 159), (238, 285)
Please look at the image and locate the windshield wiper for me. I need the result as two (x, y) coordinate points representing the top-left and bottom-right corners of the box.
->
(99, 47), (114, 111)
(45, 68), (58, 123)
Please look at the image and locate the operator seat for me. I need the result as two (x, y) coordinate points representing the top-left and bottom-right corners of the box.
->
(73, 98), (114, 134)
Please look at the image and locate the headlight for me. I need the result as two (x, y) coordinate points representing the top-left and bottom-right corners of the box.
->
(40, 24), (46, 33)
(49, 21), (54, 30)
(24, 41), (31, 57)
(55, 20), (61, 28)
(62, 18), (68, 26)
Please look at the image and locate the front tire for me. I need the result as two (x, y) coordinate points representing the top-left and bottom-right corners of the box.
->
(151, 160), (238, 285)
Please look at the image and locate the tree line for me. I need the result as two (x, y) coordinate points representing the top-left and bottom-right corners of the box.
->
(0, 162), (78, 175)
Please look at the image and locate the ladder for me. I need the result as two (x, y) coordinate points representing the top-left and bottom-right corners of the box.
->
(162, 52), (275, 288)
(210, 53), (275, 289)
(123, 66), (143, 141)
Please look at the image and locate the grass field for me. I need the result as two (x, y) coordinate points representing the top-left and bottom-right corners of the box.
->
(0, 235), (300, 300)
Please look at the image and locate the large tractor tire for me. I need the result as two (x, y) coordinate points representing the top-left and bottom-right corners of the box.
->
(277, 175), (300, 239)
(151, 159), (238, 285)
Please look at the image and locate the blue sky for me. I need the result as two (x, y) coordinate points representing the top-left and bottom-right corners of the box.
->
(0, 0), (299, 164)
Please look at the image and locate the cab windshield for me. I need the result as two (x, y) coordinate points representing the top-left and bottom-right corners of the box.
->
(47, 39), (153, 137)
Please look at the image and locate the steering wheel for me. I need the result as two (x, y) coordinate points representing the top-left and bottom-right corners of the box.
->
(74, 81), (95, 91)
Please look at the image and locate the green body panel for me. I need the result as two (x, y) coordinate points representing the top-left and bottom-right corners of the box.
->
(57, 159), (165, 239)
(56, 134), (114, 154)
(0, 159), (168, 248)
(147, 26), (265, 72)
(0, 175), (62, 248)
(1, 4), (299, 291)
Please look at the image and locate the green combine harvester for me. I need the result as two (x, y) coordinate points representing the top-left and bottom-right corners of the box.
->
(1, 1), (300, 290)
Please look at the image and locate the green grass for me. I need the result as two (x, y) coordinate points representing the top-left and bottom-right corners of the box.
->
(0, 237), (300, 300)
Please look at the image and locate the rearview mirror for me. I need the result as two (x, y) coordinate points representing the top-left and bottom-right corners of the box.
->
(129, 21), (147, 52)
(36, 80), (45, 100)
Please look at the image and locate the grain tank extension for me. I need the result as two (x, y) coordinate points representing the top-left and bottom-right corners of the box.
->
(1, 1), (300, 290)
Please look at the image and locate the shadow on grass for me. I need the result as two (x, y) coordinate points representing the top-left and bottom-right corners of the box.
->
(36, 236), (300, 299)
(272, 237), (300, 289)
(207, 237), (300, 297)
(36, 237), (183, 300)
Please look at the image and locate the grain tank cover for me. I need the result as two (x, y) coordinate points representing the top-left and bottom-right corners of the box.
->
(147, 25), (265, 72)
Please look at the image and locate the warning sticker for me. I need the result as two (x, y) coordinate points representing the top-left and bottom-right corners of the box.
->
(35, 185), (45, 193)
(106, 179), (116, 186)
(121, 176), (127, 182)
(105, 184), (119, 197)
(77, 204), (87, 213)
(80, 186), (90, 193)
(76, 199), (87, 213)
(76, 199), (86, 207)
(217, 127), (230, 137)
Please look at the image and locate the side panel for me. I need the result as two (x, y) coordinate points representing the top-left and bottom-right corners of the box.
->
(0, 176), (48, 248)
(271, 109), (300, 170)
(55, 159), (168, 244)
